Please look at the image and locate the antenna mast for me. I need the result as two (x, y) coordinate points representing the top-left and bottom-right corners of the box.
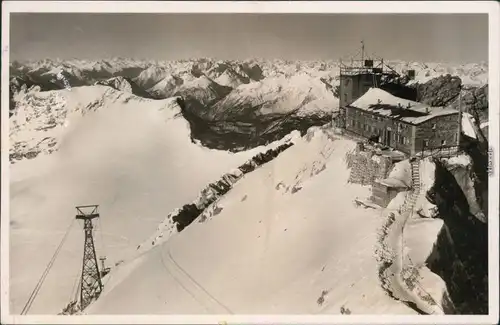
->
(457, 88), (463, 147)
(361, 40), (365, 64)
(76, 205), (103, 310)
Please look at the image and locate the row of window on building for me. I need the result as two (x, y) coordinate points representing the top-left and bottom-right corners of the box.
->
(349, 110), (440, 131)
(347, 119), (451, 147)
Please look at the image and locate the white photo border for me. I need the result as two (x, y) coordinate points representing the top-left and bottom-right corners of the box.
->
(1, 1), (498, 324)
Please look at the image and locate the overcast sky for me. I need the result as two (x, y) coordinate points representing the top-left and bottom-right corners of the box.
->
(10, 13), (488, 63)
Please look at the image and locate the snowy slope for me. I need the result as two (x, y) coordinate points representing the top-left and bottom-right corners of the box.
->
(148, 75), (184, 98)
(173, 75), (232, 106)
(94, 76), (134, 93)
(85, 128), (425, 315)
(461, 112), (479, 139)
(209, 73), (338, 121)
(10, 59), (151, 90)
(392, 61), (489, 86)
(134, 66), (171, 89)
(214, 68), (250, 88)
(9, 86), (277, 315)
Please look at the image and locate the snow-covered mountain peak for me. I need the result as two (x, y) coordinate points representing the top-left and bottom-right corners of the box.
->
(95, 76), (134, 94)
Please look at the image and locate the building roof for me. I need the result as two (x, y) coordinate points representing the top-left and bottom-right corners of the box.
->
(348, 88), (459, 125)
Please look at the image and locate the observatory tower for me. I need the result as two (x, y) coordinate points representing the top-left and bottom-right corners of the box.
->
(338, 41), (385, 107)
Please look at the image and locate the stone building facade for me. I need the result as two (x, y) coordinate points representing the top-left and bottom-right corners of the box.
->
(341, 88), (461, 157)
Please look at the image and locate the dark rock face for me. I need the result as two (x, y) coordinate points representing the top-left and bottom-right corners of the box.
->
(450, 85), (489, 122)
(178, 97), (330, 152)
(415, 74), (462, 107)
(174, 81), (233, 108)
(460, 136), (489, 217)
(426, 159), (488, 314)
(240, 63), (264, 81)
(171, 203), (203, 232)
(380, 82), (418, 101)
(187, 112), (329, 152)
(171, 142), (294, 232)
(425, 224), (461, 314)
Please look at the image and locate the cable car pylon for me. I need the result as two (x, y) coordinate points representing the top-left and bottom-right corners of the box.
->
(75, 205), (103, 311)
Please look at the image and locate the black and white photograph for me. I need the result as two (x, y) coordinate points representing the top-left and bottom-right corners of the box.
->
(1, 1), (499, 324)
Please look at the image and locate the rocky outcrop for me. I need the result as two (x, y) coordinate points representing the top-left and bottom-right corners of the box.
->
(426, 159), (488, 314)
(450, 85), (488, 122)
(415, 74), (462, 107)
(425, 222), (467, 315)
(9, 88), (68, 163)
(441, 156), (486, 223)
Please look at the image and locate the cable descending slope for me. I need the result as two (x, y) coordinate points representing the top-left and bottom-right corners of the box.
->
(21, 219), (76, 315)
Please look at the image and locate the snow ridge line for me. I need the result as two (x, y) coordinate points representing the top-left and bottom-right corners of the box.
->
(375, 159), (443, 315)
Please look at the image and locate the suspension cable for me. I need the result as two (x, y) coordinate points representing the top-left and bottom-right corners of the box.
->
(68, 268), (81, 303)
(98, 217), (107, 260)
(21, 218), (76, 315)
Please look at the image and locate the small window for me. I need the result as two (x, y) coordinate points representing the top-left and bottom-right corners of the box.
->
(441, 139), (446, 146)
(424, 140), (429, 147)
(432, 123), (437, 130)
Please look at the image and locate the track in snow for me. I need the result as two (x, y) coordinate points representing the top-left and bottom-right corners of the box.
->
(160, 246), (233, 314)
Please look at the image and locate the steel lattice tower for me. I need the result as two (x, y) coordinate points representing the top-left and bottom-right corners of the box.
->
(76, 205), (103, 310)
